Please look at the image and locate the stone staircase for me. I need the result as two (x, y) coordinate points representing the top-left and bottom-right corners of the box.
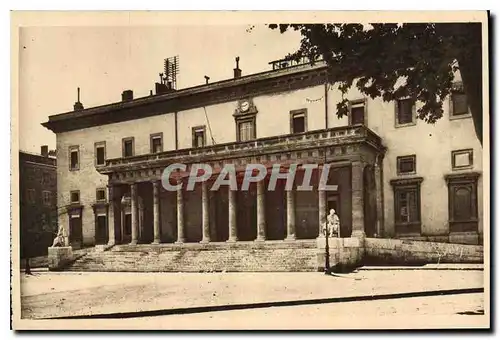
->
(66, 240), (320, 272)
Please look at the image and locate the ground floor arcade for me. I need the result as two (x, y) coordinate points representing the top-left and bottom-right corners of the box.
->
(80, 161), (382, 247)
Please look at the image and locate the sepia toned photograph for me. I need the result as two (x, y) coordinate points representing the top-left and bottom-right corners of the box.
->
(11, 11), (490, 330)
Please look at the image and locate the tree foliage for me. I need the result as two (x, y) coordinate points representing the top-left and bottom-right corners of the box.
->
(268, 23), (483, 144)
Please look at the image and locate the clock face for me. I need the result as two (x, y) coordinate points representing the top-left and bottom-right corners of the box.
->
(240, 101), (250, 112)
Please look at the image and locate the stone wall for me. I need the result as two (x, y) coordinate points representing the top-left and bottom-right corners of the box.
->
(364, 238), (483, 265)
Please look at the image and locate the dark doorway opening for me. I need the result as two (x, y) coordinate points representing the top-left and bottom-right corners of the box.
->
(123, 213), (132, 243)
(95, 215), (108, 245)
(69, 217), (82, 248)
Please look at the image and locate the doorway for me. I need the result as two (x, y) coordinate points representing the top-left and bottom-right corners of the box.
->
(122, 213), (132, 243)
(69, 216), (82, 248)
(95, 215), (108, 245)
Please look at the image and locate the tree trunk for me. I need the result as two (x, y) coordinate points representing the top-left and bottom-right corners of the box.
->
(25, 257), (32, 275)
(455, 24), (484, 146)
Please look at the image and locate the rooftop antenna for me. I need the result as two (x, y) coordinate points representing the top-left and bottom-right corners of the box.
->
(77, 87), (80, 102)
(164, 56), (179, 90)
(236, 56), (240, 69)
(204, 75), (210, 84)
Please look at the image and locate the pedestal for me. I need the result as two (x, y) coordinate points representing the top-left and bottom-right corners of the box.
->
(48, 246), (73, 271)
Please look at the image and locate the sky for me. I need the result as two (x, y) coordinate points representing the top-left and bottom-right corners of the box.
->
(18, 25), (302, 153)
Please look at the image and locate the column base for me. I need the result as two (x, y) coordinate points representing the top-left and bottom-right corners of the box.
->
(254, 237), (266, 242)
(284, 236), (296, 242)
(107, 241), (116, 246)
(351, 230), (366, 238)
(199, 239), (210, 244)
(226, 238), (238, 243)
(152, 240), (160, 245)
(130, 240), (138, 245)
(174, 239), (185, 244)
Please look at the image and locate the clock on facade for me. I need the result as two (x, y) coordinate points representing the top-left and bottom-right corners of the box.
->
(240, 100), (250, 112)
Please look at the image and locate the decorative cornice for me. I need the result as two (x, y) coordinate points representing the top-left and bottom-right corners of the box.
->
(42, 63), (328, 133)
(390, 177), (424, 186)
(444, 171), (481, 182)
(65, 203), (84, 214)
(98, 125), (385, 185)
(91, 201), (109, 212)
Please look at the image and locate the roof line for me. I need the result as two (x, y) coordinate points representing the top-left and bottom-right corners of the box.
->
(45, 61), (328, 122)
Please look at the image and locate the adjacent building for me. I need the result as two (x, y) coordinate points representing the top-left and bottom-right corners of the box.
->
(19, 146), (58, 258)
(42, 57), (483, 255)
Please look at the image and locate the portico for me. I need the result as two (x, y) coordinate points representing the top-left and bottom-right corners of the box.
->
(98, 125), (386, 247)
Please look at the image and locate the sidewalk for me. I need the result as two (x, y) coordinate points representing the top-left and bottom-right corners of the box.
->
(20, 267), (484, 320)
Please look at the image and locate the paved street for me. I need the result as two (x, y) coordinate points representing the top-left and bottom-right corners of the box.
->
(19, 267), (485, 324)
(122, 293), (485, 330)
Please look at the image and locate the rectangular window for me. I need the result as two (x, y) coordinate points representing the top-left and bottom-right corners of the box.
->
(451, 91), (469, 117)
(395, 99), (415, 126)
(452, 149), (473, 170)
(237, 119), (255, 142)
(69, 146), (79, 171)
(397, 155), (416, 175)
(95, 142), (106, 166)
(122, 137), (134, 157)
(349, 100), (366, 125)
(446, 173), (480, 233)
(192, 126), (206, 148)
(290, 109), (308, 133)
(96, 188), (106, 201)
(27, 189), (36, 204)
(390, 178), (423, 234)
(150, 133), (163, 153)
(42, 191), (51, 206)
(70, 190), (80, 204)
(42, 172), (50, 184)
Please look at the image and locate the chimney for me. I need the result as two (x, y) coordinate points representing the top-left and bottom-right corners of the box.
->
(121, 90), (134, 101)
(41, 145), (48, 157)
(73, 87), (84, 111)
(233, 57), (242, 78)
(155, 82), (167, 94)
(204, 76), (210, 84)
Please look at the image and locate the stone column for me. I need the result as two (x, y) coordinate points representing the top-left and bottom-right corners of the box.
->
(285, 188), (296, 241)
(130, 183), (138, 245)
(374, 155), (384, 237)
(200, 182), (210, 243)
(227, 174), (238, 242)
(318, 166), (326, 238)
(152, 180), (161, 244)
(175, 179), (185, 243)
(351, 160), (365, 238)
(255, 180), (266, 242)
(107, 185), (115, 246)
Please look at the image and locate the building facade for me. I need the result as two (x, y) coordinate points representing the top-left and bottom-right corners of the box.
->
(42, 59), (483, 252)
(19, 146), (58, 258)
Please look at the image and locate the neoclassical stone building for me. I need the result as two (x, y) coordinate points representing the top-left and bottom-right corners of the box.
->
(43, 57), (483, 270)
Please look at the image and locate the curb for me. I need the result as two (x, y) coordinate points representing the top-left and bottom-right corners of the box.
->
(358, 265), (484, 271)
(45, 287), (484, 320)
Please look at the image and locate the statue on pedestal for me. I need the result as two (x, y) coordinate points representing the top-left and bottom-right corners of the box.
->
(327, 209), (340, 237)
(51, 224), (68, 247)
(321, 209), (340, 274)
